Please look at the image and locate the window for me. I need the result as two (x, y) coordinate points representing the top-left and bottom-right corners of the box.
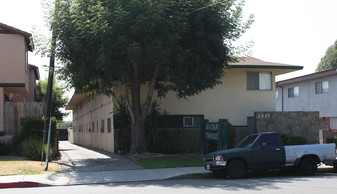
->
(330, 118), (337, 130)
(275, 90), (279, 99)
(315, 81), (329, 94)
(288, 86), (299, 98)
(247, 72), (272, 90)
(183, 117), (193, 127)
(107, 118), (112, 133)
(101, 120), (104, 133)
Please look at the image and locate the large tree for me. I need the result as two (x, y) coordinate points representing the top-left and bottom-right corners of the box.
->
(316, 39), (337, 72)
(35, 79), (69, 121)
(52, 0), (253, 153)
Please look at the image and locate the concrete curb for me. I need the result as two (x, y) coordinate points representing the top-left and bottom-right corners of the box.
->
(0, 181), (39, 189)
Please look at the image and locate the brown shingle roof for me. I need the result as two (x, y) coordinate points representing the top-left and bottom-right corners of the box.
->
(229, 57), (303, 70)
(0, 22), (34, 51)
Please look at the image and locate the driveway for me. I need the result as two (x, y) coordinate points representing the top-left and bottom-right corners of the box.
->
(59, 141), (143, 173)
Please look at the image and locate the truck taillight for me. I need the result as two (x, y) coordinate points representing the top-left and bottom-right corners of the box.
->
(335, 146), (337, 154)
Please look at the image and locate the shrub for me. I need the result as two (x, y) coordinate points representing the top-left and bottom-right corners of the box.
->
(154, 128), (200, 154)
(281, 134), (307, 145)
(0, 141), (11, 155)
(326, 137), (337, 146)
(21, 137), (53, 161)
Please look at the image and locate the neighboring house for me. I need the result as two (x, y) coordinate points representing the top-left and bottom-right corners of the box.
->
(0, 22), (43, 138)
(276, 68), (337, 137)
(67, 57), (302, 153)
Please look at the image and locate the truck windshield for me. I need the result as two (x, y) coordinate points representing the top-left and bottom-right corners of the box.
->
(236, 134), (259, 148)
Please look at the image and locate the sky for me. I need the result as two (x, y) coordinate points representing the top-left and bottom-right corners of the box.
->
(1, 0), (337, 120)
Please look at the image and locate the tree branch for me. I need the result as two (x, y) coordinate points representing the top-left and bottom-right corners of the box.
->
(122, 78), (135, 123)
(141, 55), (159, 120)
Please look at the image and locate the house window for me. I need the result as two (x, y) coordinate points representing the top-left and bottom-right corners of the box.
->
(183, 117), (193, 127)
(288, 86), (299, 98)
(107, 118), (112, 133)
(315, 81), (329, 94)
(330, 118), (337, 130)
(101, 120), (104, 133)
(247, 72), (272, 90)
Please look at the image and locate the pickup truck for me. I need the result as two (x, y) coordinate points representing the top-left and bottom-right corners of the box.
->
(204, 132), (337, 179)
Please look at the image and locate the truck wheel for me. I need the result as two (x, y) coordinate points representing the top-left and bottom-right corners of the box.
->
(299, 158), (317, 175)
(226, 160), (246, 179)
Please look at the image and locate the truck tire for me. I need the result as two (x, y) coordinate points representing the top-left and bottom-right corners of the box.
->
(226, 160), (246, 179)
(299, 157), (317, 175)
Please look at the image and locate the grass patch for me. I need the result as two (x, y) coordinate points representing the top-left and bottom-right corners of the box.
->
(135, 156), (203, 169)
(0, 156), (60, 176)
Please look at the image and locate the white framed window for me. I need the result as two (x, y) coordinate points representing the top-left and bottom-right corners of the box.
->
(247, 72), (272, 90)
(330, 118), (337, 130)
(315, 81), (329, 94)
(183, 117), (193, 127)
(288, 86), (299, 98)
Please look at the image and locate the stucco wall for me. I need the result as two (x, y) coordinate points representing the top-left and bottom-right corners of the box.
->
(71, 94), (115, 153)
(114, 68), (279, 126)
(255, 111), (320, 144)
(0, 34), (27, 85)
(276, 74), (337, 118)
(0, 88), (4, 133)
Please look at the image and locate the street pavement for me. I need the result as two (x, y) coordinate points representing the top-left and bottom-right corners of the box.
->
(0, 141), (209, 187)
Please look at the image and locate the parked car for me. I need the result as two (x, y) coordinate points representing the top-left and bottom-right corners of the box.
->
(204, 132), (337, 178)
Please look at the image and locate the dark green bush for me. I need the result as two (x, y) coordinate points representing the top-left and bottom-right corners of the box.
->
(326, 137), (337, 146)
(155, 129), (200, 154)
(10, 116), (57, 157)
(21, 137), (53, 161)
(281, 134), (307, 145)
(0, 141), (11, 155)
(20, 116), (57, 147)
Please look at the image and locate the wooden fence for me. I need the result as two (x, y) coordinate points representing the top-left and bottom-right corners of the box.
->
(4, 102), (46, 135)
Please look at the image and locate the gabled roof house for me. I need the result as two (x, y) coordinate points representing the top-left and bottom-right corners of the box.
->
(66, 57), (302, 153)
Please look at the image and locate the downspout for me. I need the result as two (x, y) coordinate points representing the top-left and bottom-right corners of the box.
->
(281, 86), (284, 112)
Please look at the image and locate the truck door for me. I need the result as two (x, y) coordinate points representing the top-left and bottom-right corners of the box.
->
(250, 134), (286, 169)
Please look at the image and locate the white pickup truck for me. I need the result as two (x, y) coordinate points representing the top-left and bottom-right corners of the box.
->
(204, 132), (337, 178)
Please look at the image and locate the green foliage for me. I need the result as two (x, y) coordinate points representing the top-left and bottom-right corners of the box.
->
(35, 78), (69, 120)
(0, 141), (11, 156)
(51, 0), (252, 153)
(11, 116), (57, 156)
(316, 39), (337, 72)
(281, 134), (307, 145)
(153, 129), (200, 154)
(326, 137), (337, 146)
(57, 121), (72, 128)
(21, 137), (53, 161)
(113, 97), (131, 153)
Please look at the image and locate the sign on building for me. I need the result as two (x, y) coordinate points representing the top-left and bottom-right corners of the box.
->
(201, 119), (228, 155)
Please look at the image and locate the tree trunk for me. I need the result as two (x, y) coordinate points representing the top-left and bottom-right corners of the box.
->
(130, 117), (147, 154)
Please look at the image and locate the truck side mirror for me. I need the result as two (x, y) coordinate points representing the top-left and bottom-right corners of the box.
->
(261, 143), (267, 150)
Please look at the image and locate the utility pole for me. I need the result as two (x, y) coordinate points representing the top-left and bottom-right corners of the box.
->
(43, 0), (58, 170)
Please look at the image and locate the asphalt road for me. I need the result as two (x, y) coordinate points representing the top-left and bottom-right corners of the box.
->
(3, 172), (337, 194)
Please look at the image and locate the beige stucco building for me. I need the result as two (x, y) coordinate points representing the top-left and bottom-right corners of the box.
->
(0, 22), (41, 137)
(67, 57), (302, 153)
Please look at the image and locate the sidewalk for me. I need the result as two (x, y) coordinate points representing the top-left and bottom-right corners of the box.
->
(0, 141), (210, 188)
(0, 167), (210, 187)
